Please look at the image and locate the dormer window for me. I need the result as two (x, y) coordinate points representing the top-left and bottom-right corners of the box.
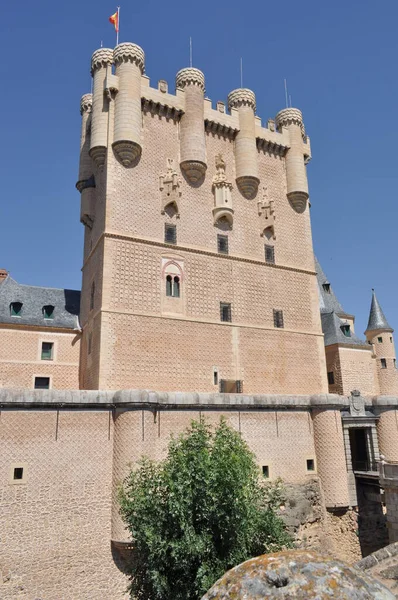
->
(43, 305), (54, 319)
(322, 283), (331, 294)
(341, 324), (351, 337)
(10, 302), (22, 317)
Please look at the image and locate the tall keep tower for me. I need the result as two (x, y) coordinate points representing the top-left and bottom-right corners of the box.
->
(76, 41), (327, 393)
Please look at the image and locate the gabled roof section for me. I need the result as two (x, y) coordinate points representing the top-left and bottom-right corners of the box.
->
(315, 257), (348, 317)
(365, 289), (393, 333)
(0, 275), (80, 330)
(321, 312), (368, 348)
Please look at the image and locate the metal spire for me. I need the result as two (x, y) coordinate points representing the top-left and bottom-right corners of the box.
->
(365, 289), (393, 333)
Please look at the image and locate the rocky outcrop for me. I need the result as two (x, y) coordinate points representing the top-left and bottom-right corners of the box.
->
(201, 549), (395, 599)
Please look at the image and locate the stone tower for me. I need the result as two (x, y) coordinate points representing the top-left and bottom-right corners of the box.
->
(76, 41), (328, 393)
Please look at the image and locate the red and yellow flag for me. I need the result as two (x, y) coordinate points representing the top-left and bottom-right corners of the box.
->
(109, 11), (119, 32)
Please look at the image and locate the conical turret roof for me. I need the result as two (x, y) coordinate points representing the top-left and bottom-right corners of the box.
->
(365, 289), (393, 333)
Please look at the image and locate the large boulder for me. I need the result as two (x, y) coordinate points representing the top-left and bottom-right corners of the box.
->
(201, 549), (395, 599)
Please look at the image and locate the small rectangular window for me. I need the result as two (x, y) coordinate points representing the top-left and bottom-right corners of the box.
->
(327, 371), (335, 385)
(34, 377), (50, 389)
(165, 223), (177, 245)
(264, 244), (275, 264)
(220, 302), (232, 322)
(217, 234), (229, 254)
(262, 465), (269, 478)
(13, 467), (23, 480)
(381, 358), (387, 369)
(41, 342), (53, 361)
(378, 337), (383, 343)
(213, 369), (218, 386)
(273, 309), (284, 328)
(306, 459), (315, 472)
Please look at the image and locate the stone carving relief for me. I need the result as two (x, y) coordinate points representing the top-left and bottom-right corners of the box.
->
(212, 154), (233, 227)
(159, 159), (182, 217)
(349, 390), (366, 418)
(258, 186), (276, 237)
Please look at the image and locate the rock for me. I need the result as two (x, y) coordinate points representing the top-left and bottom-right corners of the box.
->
(201, 550), (396, 599)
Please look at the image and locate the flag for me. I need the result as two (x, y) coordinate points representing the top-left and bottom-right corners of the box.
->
(109, 11), (119, 32)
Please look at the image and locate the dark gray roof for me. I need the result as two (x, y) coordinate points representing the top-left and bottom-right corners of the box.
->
(321, 312), (368, 347)
(365, 289), (393, 333)
(315, 257), (348, 316)
(0, 275), (80, 330)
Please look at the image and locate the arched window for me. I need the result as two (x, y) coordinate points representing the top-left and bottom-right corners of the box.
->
(90, 281), (95, 311)
(166, 275), (173, 297)
(173, 276), (180, 298)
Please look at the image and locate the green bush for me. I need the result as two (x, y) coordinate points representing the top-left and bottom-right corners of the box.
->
(119, 418), (292, 600)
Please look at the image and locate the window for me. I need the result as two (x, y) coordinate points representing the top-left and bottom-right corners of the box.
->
(306, 459), (315, 472)
(391, 337), (393, 343)
(166, 275), (180, 297)
(43, 305), (54, 319)
(381, 358), (387, 369)
(265, 244), (275, 264)
(90, 281), (95, 311)
(13, 467), (23, 480)
(219, 379), (242, 393)
(173, 276), (180, 298)
(322, 283), (331, 294)
(262, 466), (269, 478)
(273, 309), (284, 328)
(88, 333), (92, 355)
(220, 302), (232, 322)
(165, 223), (177, 245)
(34, 377), (50, 389)
(217, 234), (229, 254)
(341, 324), (351, 337)
(213, 369), (219, 386)
(41, 342), (53, 361)
(378, 336), (383, 343)
(327, 372), (335, 385)
(10, 302), (22, 317)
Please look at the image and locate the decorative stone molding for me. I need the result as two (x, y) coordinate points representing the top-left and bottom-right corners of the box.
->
(227, 88), (256, 111)
(90, 48), (113, 74)
(288, 191), (308, 214)
(175, 68), (205, 91)
(180, 160), (206, 183)
(89, 146), (107, 170)
(142, 98), (182, 121)
(275, 107), (306, 138)
(80, 94), (93, 115)
(236, 176), (259, 200)
(113, 43), (145, 72)
(76, 174), (96, 194)
(212, 154), (233, 226)
(205, 119), (237, 139)
(159, 159), (181, 216)
(258, 186), (275, 234)
(256, 137), (287, 157)
(113, 141), (141, 167)
(349, 390), (366, 418)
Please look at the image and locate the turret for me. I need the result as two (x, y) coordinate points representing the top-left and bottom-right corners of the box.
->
(365, 289), (398, 396)
(113, 42), (145, 167)
(176, 68), (207, 183)
(90, 48), (113, 169)
(76, 94), (95, 227)
(275, 108), (309, 213)
(227, 88), (259, 199)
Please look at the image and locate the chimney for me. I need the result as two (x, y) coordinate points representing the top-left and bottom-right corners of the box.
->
(0, 269), (8, 282)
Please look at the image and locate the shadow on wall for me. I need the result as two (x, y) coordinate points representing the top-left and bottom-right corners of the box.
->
(356, 478), (388, 557)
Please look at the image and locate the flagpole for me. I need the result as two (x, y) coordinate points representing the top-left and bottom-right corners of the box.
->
(116, 6), (120, 46)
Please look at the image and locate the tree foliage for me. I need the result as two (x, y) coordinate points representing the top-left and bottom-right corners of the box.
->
(119, 418), (292, 600)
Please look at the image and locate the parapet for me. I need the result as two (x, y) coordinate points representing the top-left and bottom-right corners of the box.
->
(80, 93), (92, 115)
(176, 67), (205, 91)
(113, 42), (145, 72)
(228, 88), (256, 111)
(90, 47), (113, 74)
(275, 107), (305, 138)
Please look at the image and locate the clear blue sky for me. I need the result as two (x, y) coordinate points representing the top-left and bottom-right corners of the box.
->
(1, 0), (396, 335)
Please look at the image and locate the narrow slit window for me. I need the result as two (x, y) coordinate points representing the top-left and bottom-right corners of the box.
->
(173, 276), (180, 298)
(381, 358), (387, 369)
(262, 466), (269, 478)
(264, 244), (275, 264)
(327, 371), (335, 385)
(43, 305), (54, 319)
(10, 302), (23, 317)
(34, 377), (50, 389)
(88, 333), (92, 355)
(41, 342), (54, 361)
(213, 369), (218, 386)
(165, 223), (177, 245)
(220, 302), (232, 322)
(166, 275), (173, 297)
(217, 234), (229, 255)
(90, 281), (95, 311)
(273, 309), (284, 328)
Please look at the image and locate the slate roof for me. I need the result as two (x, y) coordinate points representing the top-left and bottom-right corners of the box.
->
(0, 275), (80, 330)
(315, 257), (347, 316)
(321, 312), (368, 347)
(365, 289), (393, 333)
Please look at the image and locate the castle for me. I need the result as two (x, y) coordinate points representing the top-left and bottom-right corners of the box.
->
(1, 40), (398, 599)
